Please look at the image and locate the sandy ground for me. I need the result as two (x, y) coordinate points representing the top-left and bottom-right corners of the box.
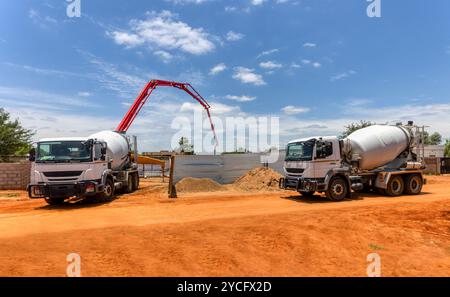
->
(0, 176), (449, 276)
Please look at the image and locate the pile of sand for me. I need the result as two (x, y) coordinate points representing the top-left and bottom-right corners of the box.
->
(232, 167), (283, 192)
(175, 167), (283, 193)
(176, 177), (225, 193)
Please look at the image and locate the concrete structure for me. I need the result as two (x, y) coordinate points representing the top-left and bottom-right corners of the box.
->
(0, 162), (31, 190)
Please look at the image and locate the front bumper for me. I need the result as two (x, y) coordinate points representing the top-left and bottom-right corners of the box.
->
(279, 176), (325, 192)
(27, 181), (104, 199)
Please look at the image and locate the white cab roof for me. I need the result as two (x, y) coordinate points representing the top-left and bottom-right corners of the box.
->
(288, 135), (339, 144)
(38, 137), (88, 143)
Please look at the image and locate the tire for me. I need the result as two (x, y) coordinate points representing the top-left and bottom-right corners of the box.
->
(132, 173), (139, 191)
(404, 174), (423, 195)
(376, 188), (386, 195)
(99, 178), (115, 202)
(300, 191), (315, 197)
(385, 175), (404, 196)
(326, 176), (348, 201)
(125, 175), (133, 193)
(44, 197), (66, 205)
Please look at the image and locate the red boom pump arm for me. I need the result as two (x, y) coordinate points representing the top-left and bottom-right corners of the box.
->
(116, 79), (218, 146)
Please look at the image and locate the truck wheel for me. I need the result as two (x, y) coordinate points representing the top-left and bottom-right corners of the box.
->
(300, 191), (315, 197)
(44, 197), (66, 205)
(404, 174), (423, 195)
(326, 177), (348, 201)
(125, 175), (133, 193)
(386, 175), (404, 196)
(132, 173), (139, 191)
(99, 178), (115, 202)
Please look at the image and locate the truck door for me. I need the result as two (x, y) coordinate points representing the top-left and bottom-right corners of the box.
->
(314, 140), (340, 178)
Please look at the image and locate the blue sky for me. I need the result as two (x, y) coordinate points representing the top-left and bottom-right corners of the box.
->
(0, 0), (449, 152)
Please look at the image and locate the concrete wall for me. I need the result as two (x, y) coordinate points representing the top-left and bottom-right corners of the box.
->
(423, 157), (441, 175)
(0, 162), (31, 190)
(173, 151), (286, 184)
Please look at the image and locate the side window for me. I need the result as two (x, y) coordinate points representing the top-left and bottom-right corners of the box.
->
(94, 143), (102, 161)
(316, 141), (333, 159)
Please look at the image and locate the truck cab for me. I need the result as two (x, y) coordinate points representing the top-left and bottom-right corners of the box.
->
(281, 136), (348, 199)
(28, 137), (113, 205)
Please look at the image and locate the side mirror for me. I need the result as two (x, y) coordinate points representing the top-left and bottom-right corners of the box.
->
(29, 148), (36, 162)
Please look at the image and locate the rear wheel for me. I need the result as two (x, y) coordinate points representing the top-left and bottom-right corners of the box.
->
(326, 176), (348, 201)
(386, 175), (404, 196)
(44, 197), (66, 205)
(404, 174), (423, 195)
(125, 175), (133, 193)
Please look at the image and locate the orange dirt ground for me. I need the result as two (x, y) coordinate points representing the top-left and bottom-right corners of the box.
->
(0, 175), (449, 276)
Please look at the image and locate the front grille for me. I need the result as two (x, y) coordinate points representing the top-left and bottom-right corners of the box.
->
(286, 168), (305, 174)
(43, 171), (83, 177)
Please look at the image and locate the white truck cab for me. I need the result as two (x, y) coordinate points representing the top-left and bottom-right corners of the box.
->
(27, 133), (139, 205)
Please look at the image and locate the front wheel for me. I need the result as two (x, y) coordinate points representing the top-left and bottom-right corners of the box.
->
(326, 177), (348, 201)
(98, 178), (115, 202)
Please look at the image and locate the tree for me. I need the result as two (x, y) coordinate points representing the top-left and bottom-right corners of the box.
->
(177, 136), (194, 155)
(445, 140), (450, 157)
(0, 108), (34, 161)
(340, 120), (375, 139)
(418, 131), (442, 145)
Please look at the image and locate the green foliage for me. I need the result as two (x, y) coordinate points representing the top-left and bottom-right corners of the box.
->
(177, 136), (194, 155)
(418, 131), (443, 145)
(445, 140), (450, 157)
(0, 108), (34, 161)
(340, 120), (375, 139)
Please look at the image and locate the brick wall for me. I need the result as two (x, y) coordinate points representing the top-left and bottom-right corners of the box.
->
(0, 162), (31, 190)
(423, 157), (441, 175)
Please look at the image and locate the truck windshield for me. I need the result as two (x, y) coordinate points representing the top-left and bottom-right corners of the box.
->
(36, 141), (92, 163)
(285, 140), (315, 161)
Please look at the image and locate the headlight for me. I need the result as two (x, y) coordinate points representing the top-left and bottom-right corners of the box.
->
(31, 186), (45, 197)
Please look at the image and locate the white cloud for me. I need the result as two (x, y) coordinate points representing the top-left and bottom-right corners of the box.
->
(78, 92), (91, 97)
(259, 61), (282, 69)
(330, 70), (357, 82)
(209, 63), (227, 75)
(226, 31), (245, 41)
(153, 50), (174, 63)
(257, 48), (279, 58)
(312, 62), (321, 68)
(225, 95), (256, 102)
(165, 0), (210, 4)
(290, 62), (301, 69)
(232, 67), (266, 86)
(252, 0), (267, 5)
(303, 42), (316, 48)
(225, 6), (237, 12)
(28, 9), (57, 28)
(109, 10), (215, 55)
(180, 101), (239, 114)
(281, 105), (311, 115)
(302, 59), (311, 64)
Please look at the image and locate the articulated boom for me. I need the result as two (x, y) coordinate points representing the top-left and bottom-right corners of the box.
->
(115, 79), (217, 145)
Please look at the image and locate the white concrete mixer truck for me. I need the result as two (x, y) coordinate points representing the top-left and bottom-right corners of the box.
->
(27, 131), (140, 205)
(279, 122), (426, 201)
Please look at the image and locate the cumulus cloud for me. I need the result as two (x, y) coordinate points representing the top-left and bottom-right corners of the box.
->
(281, 105), (311, 115)
(232, 67), (266, 86)
(225, 95), (256, 102)
(259, 61), (282, 69)
(226, 31), (245, 41)
(109, 10), (215, 56)
(209, 63), (227, 75)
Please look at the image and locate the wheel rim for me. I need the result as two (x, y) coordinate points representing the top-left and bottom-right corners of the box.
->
(332, 183), (344, 196)
(410, 177), (421, 192)
(105, 183), (112, 196)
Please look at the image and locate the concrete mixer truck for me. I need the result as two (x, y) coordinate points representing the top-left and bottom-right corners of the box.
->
(279, 122), (426, 201)
(27, 131), (140, 205)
